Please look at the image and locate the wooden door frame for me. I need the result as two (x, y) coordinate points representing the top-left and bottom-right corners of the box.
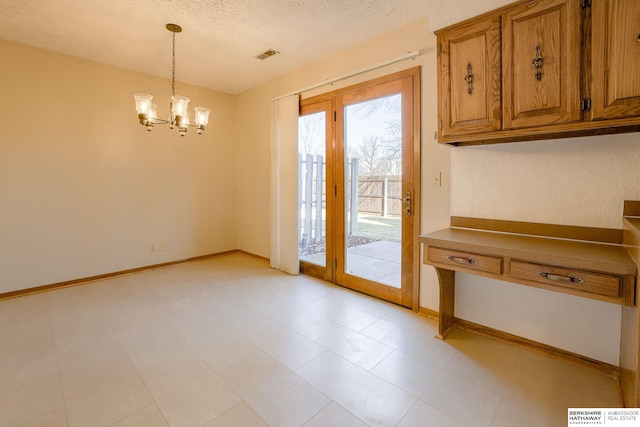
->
(300, 67), (421, 311)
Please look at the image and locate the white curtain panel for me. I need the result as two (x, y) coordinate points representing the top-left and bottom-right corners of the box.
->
(270, 94), (300, 274)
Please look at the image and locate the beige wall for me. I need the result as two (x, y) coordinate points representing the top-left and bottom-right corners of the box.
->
(0, 39), (238, 293)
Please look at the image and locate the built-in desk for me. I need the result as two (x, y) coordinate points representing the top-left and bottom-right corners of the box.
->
(421, 225), (636, 338)
(420, 211), (640, 405)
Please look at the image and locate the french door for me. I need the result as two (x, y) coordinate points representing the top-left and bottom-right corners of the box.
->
(298, 68), (421, 309)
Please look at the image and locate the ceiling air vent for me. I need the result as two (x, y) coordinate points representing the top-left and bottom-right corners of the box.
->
(255, 49), (279, 60)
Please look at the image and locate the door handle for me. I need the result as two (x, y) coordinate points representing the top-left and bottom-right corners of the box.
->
(404, 190), (411, 217)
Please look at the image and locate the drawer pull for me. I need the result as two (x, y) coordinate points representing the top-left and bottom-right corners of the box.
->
(538, 272), (584, 284)
(447, 255), (478, 265)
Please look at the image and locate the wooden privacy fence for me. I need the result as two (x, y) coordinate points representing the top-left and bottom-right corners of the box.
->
(298, 153), (402, 248)
(358, 175), (403, 216)
(298, 153), (326, 249)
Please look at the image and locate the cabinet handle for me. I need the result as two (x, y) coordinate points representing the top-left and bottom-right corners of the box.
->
(538, 272), (584, 284)
(532, 44), (543, 81)
(447, 255), (478, 265)
(464, 63), (473, 95)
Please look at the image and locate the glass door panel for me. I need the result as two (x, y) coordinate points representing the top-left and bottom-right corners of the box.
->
(343, 94), (402, 288)
(298, 99), (334, 282)
(298, 111), (327, 267)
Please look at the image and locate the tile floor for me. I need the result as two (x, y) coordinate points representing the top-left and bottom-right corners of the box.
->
(0, 253), (620, 426)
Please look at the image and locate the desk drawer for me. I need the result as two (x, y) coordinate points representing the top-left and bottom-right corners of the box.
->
(427, 247), (503, 274)
(510, 260), (621, 298)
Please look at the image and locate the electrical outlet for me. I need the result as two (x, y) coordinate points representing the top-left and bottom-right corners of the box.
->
(150, 243), (157, 252)
(158, 242), (166, 252)
(431, 171), (442, 187)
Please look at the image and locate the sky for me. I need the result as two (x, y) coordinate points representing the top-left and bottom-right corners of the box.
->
(299, 93), (401, 157)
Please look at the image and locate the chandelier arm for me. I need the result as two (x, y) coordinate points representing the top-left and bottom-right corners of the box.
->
(147, 118), (170, 125)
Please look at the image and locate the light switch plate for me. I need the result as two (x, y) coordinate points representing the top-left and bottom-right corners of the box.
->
(431, 171), (442, 187)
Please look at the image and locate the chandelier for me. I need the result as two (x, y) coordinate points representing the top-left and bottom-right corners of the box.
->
(133, 24), (210, 136)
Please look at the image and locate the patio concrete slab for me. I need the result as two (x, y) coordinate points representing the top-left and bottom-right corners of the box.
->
(347, 240), (401, 263)
(299, 240), (401, 289)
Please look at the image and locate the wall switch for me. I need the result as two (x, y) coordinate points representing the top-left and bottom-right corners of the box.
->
(150, 243), (157, 252)
(158, 242), (166, 252)
(431, 171), (442, 187)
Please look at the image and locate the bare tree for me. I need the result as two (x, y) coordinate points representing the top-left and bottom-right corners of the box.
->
(352, 94), (401, 118)
(382, 120), (402, 175)
(298, 112), (325, 156)
(355, 135), (384, 176)
(350, 94), (402, 175)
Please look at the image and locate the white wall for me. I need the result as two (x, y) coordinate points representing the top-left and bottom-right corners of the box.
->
(451, 136), (640, 228)
(0, 39), (238, 293)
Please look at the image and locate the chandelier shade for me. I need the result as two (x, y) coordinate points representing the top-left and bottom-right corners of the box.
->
(133, 24), (210, 136)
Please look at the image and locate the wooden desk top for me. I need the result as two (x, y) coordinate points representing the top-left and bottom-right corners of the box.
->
(420, 226), (636, 276)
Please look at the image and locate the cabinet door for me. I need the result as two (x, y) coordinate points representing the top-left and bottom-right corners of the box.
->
(438, 18), (501, 137)
(590, 0), (640, 120)
(503, 0), (582, 129)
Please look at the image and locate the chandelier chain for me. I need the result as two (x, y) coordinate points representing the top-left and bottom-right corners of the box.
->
(171, 30), (176, 98)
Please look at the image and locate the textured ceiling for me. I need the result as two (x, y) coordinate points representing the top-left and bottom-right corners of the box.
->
(0, 0), (432, 94)
(427, 0), (516, 31)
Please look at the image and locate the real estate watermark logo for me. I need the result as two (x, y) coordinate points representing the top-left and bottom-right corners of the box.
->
(568, 409), (640, 425)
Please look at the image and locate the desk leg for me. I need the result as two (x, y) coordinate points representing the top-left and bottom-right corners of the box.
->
(435, 267), (456, 340)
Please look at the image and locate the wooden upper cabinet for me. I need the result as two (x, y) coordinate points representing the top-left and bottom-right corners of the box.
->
(589, 0), (640, 120)
(435, 0), (640, 146)
(438, 18), (501, 136)
(502, 0), (582, 129)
